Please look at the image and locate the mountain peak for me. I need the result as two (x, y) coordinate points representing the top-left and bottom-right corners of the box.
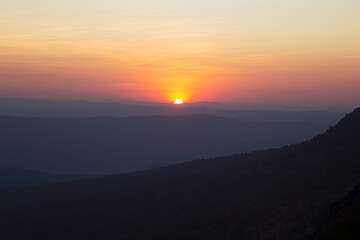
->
(326, 107), (360, 136)
(337, 107), (360, 127)
(306, 107), (360, 155)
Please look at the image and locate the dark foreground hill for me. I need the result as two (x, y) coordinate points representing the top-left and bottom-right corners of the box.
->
(0, 108), (359, 239)
(0, 168), (92, 187)
(0, 115), (328, 174)
(314, 184), (360, 239)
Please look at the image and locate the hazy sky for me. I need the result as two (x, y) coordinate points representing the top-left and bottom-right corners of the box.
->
(0, 0), (359, 105)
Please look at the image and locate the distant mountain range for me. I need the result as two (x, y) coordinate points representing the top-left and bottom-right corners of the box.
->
(0, 107), (359, 239)
(0, 114), (332, 174)
(0, 99), (345, 125)
(0, 168), (92, 187)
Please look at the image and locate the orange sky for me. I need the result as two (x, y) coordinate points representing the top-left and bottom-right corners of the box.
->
(0, 0), (359, 106)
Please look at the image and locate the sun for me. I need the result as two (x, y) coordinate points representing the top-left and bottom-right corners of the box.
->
(173, 99), (184, 105)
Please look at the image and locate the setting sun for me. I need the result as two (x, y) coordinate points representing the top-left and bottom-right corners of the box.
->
(174, 99), (184, 105)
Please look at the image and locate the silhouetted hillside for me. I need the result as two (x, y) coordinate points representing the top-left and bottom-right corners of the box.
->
(0, 115), (327, 174)
(0, 168), (92, 187)
(0, 108), (358, 239)
(314, 184), (360, 239)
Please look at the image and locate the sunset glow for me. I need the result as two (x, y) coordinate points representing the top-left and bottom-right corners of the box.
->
(174, 99), (184, 105)
(0, 0), (359, 107)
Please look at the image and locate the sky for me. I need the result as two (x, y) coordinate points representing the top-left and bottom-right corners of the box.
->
(0, 0), (359, 106)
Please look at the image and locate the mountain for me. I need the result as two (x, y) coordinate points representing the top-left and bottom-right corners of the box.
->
(0, 168), (92, 187)
(0, 98), (344, 126)
(0, 107), (359, 239)
(0, 115), (328, 174)
(313, 184), (360, 239)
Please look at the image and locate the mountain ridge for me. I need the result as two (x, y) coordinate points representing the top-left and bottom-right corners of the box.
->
(0, 107), (359, 239)
(0, 168), (93, 187)
(0, 98), (345, 125)
(0, 114), (328, 174)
